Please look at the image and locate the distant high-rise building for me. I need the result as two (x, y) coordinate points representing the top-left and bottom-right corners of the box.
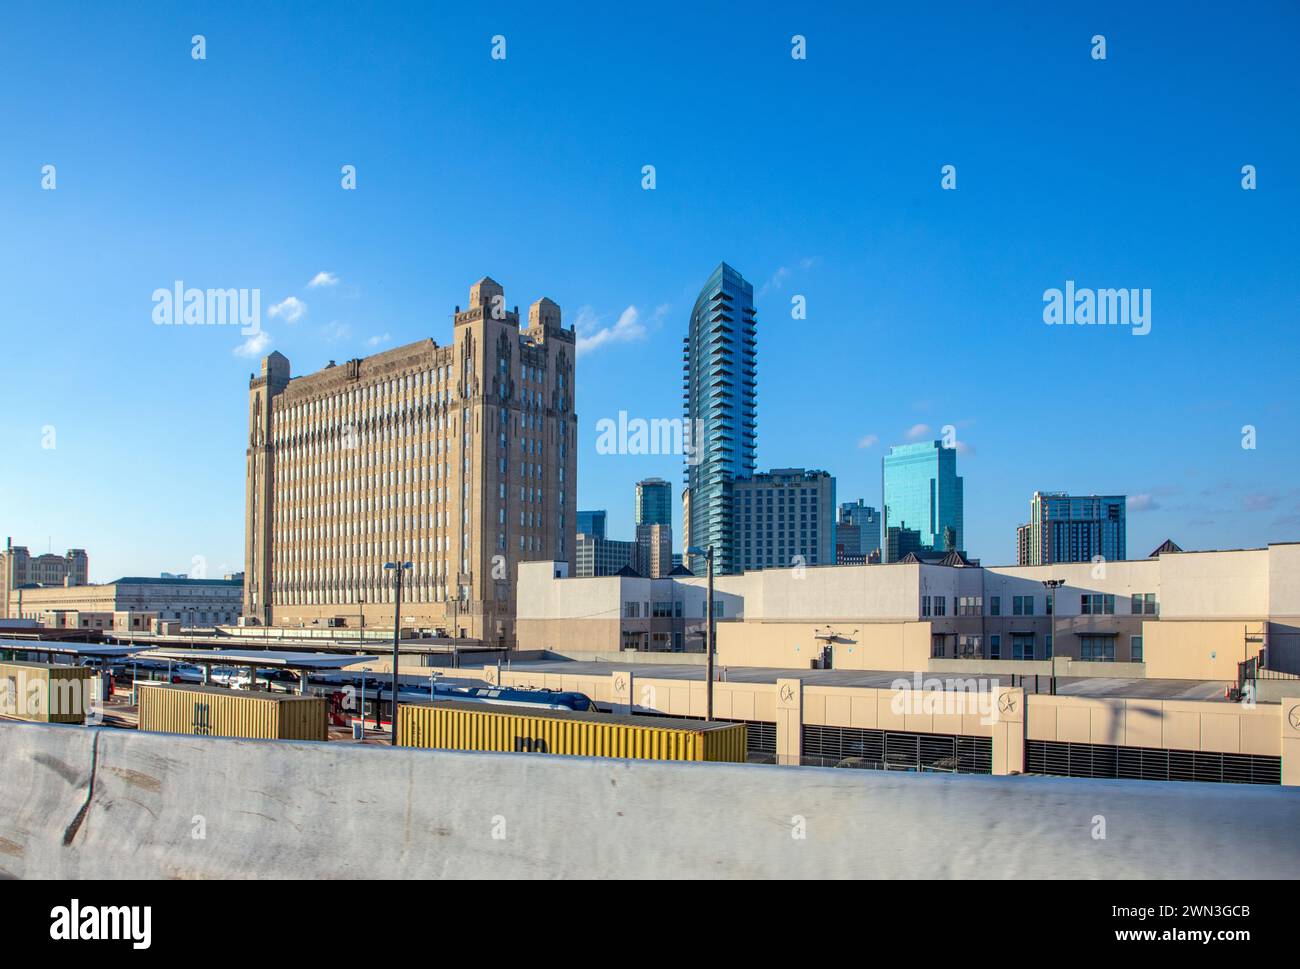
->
(881, 441), (964, 563)
(732, 469), (835, 572)
(576, 510), (607, 540)
(632, 478), (674, 577)
(837, 499), (882, 563)
(1, 540), (89, 618)
(683, 263), (757, 576)
(885, 524), (926, 563)
(1017, 492), (1127, 565)
(635, 478), (672, 527)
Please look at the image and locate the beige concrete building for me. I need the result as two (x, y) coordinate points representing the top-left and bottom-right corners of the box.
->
(516, 542), (1300, 681)
(1, 540), (88, 619)
(5, 576), (242, 627)
(244, 277), (578, 646)
(481, 664), (1297, 785)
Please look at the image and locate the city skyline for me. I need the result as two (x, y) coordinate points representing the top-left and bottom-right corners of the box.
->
(2, 3), (1298, 582)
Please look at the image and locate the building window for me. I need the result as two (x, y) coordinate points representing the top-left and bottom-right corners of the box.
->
(932, 596), (946, 617)
(1080, 636), (1116, 662)
(1131, 593), (1157, 616)
(623, 602), (641, 619)
(989, 596), (1001, 617)
(1131, 635), (1144, 662)
(921, 595), (931, 617)
(1012, 634), (1035, 660)
(1013, 595), (1034, 616)
(1081, 594), (1115, 615)
(989, 634), (1001, 660)
(931, 635), (946, 658)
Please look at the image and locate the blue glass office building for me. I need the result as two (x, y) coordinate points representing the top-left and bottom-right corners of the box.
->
(683, 263), (757, 575)
(881, 441), (964, 561)
(576, 510), (607, 539)
(635, 478), (673, 526)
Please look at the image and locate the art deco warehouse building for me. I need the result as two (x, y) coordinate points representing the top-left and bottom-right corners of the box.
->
(244, 277), (577, 645)
(682, 263), (757, 576)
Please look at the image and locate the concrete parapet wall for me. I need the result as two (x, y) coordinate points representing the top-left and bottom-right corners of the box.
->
(1, 721), (1298, 879)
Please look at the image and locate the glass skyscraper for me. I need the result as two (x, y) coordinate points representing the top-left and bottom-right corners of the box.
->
(635, 478), (672, 526)
(881, 441), (964, 562)
(682, 263), (757, 575)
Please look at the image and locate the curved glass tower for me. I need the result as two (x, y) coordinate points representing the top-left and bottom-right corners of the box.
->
(682, 263), (757, 575)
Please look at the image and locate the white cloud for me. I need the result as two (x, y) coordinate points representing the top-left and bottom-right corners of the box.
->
(759, 266), (790, 295)
(366, 333), (391, 348)
(308, 271), (339, 288)
(322, 320), (351, 342)
(759, 258), (816, 295)
(905, 423), (932, 441)
(1128, 494), (1159, 512)
(575, 304), (652, 356)
(268, 296), (306, 323)
(233, 330), (272, 357)
(857, 434), (879, 449)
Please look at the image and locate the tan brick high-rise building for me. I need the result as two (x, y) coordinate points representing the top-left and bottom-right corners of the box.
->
(243, 277), (577, 646)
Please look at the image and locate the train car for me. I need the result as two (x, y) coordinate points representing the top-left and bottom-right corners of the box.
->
(314, 673), (595, 728)
(434, 683), (595, 712)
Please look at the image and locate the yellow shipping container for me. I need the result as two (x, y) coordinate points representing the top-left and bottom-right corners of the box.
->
(400, 701), (746, 763)
(0, 661), (92, 724)
(137, 684), (327, 741)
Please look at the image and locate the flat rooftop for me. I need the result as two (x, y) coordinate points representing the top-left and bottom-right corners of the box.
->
(476, 660), (1232, 702)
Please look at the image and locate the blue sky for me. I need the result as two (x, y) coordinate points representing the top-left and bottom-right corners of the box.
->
(1, 1), (1297, 581)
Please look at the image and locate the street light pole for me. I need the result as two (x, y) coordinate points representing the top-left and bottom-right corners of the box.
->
(688, 545), (715, 721)
(1042, 578), (1063, 695)
(384, 561), (412, 746)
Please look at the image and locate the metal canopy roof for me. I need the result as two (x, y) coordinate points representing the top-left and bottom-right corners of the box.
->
(139, 648), (378, 669)
(0, 639), (153, 658)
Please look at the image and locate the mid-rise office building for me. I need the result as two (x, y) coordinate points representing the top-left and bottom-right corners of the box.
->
(881, 440), (964, 562)
(1, 540), (89, 619)
(1017, 491), (1127, 565)
(575, 533), (637, 577)
(243, 276), (578, 646)
(682, 263), (757, 576)
(576, 510), (607, 540)
(732, 469), (835, 571)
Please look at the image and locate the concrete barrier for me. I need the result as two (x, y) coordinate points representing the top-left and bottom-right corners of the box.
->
(1, 721), (1297, 879)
